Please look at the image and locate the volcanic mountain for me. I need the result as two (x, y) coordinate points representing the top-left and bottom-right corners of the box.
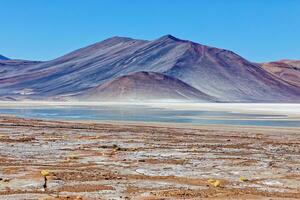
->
(0, 35), (299, 102)
(75, 71), (217, 102)
(259, 60), (300, 88)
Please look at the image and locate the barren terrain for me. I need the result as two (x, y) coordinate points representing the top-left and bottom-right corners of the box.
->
(0, 116), (299, 199)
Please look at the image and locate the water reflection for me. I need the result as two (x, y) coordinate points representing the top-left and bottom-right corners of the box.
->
(0, 104), (299, 127)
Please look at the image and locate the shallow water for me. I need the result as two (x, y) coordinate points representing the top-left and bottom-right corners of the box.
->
(0, 104), (299, 127)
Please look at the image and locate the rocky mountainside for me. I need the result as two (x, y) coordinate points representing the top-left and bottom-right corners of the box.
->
(0, 60), (42, 77)
(0, 35), (299, 102)
(259, 60), (300, 87)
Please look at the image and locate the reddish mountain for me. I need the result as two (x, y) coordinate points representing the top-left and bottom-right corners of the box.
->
(259, 60), (300, 87)
(75, 71), (216, 102)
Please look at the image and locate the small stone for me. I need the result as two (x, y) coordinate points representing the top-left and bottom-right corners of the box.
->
(3, 178), (10, 182)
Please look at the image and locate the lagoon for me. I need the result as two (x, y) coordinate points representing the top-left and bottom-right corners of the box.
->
(0, 102), (299, 127)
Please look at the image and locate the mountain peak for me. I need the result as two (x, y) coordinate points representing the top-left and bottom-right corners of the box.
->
(103, 36), (148, 44)
(106, 35), (134, 41)
(157, 34), (183, 42)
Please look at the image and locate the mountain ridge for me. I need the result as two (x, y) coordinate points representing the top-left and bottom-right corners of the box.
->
(259, 60), (300, 88)
(0, 35), (299, 102)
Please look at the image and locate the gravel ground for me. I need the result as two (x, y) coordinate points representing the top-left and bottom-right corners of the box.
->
(0, 116), (299, 199)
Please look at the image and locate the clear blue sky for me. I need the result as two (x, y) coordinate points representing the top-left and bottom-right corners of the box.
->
(0, 0), (299, 62)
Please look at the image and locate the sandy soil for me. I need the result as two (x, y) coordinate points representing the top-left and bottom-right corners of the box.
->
(0, 116), (299, 199)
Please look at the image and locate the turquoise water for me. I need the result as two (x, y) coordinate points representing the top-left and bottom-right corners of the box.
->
(0, 105), (299, 127)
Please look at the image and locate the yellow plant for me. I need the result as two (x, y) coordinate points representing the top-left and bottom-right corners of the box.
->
(40, 170), (49, 177)
(239, 176), (249, 182)
(213, 180), (221, 187)
(207, 178), (215, 183)
(207, 178), (221, 187)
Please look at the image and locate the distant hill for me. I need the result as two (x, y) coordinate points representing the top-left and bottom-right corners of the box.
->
(0, 54), (9, 60)
(259, 60), (300, 88)
(0, 35), (299, 102)
(75, 71), (217, 102)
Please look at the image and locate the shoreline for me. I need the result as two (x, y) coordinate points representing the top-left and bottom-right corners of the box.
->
(0, 101), (299, 129)
(1, 114), (300, 132)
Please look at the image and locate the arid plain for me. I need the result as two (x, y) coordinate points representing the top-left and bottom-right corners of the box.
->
(0, 115), (299, 200)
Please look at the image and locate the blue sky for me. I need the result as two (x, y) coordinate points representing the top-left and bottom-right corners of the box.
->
(0, 0), (299, 62)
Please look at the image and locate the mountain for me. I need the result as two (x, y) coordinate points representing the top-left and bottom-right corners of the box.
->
(0, 37), (148, 97)
(278, 60), (300, 68)
(73, 71), (216, 102)
(0, 55), (9, 60)
(0, 35), (299, 102)
(259, 60), (300, 88)
(0, 59), (42, 75)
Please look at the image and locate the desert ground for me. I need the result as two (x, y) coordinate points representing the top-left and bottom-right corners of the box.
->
(0, 116), (299, 200)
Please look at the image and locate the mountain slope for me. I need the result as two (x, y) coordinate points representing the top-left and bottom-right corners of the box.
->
(278, 60), (300, 68)
(0, 60), (42, 76)
(0, 35), (299, 102)
(0, 55), (9, 60)
(74, 71), (216, 102)
(259, 60), (300, 87)
(0, 37), (149, 96)
(0, 60), (42, 96)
